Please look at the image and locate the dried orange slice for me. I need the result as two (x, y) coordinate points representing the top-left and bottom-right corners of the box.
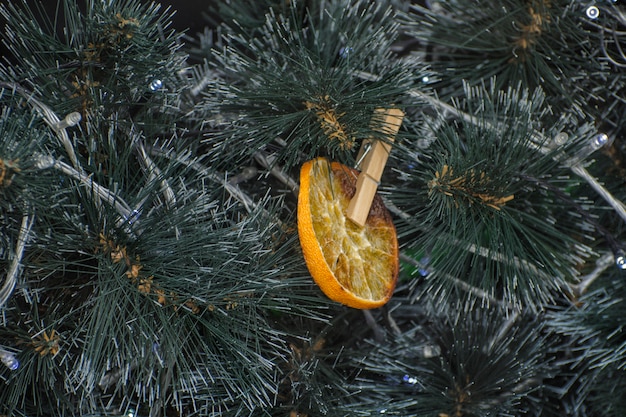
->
(297, 157), (398, 309)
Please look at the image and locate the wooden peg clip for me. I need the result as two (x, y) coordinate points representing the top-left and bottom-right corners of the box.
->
(346, 107), (404, 227)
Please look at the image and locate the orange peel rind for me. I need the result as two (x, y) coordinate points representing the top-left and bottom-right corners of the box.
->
(297, 157), (398, 309)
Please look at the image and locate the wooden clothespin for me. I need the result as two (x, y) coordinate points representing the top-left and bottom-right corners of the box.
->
(346, 107), (404, 227)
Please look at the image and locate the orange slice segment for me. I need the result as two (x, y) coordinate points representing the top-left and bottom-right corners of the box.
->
(297, 157), (399, 309)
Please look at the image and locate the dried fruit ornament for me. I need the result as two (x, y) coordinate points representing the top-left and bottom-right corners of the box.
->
(297, 107), (403, 309)
(298, 157), (399, 309)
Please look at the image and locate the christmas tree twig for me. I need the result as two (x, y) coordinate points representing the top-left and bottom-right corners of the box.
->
(38, 156), (137, 224)
(137, 141), (177, 209)
(382, 196), (412, 221)
(390, 197), (553, 283)
(0, 82), (82, 170)
(569, 163), (626, 224)
(254, 151), (299, 194)
(227, 165), (258, 185)
(408, 89), (549, 153)
(146, 145), (265, 215)
(400, 253), (507, 308)
(362, 310), (386, 342)
(390, 190), (523, 308)
(571, 251), (615, 297)
(462, 240), (550, 280)
(409, 89), (626, 226)
(487, 311), (520, 352)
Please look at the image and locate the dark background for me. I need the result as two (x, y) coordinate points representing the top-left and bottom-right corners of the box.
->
(2, 0), (212, 32)
(0, 0), (215, 59)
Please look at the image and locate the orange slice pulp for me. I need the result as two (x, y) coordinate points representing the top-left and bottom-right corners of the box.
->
(297, 157), (399, 309)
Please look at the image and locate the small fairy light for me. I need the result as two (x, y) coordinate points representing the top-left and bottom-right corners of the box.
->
(0, 348), (19, 371)
(586, 5), (600, 19)
(125, 408), (137, 417)
(149, 78), (163, 92)
(553, 132), (568, 146)
(422, 75), (430, 83)
(402, 374), (419, 385)
(615, 250), (626, 270)
(52, 111), (82, 131)
(417, 137), (435, 150)
(34, 153), (56, 170)
(125, 209), (141, 225)
(421, 344), (441, 358)
(592, 132), (609, 149)
(339, 46), (353, 58)
(418, 256), (430, 277)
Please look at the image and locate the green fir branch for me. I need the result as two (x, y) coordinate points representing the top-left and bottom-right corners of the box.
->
(206, 0), (425, 169)
(402, 0), (613, 117)
(391, 81), (596, 310)
(1, 0), (626, 415)
(353, 300), (555, 417)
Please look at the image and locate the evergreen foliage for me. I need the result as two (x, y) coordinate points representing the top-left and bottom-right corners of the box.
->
(207, 0), (426, 169)
(354, 300), (555, 416)
(403, 0), (614, 118)
(390, 81), (596, 310)
(0, 0), (625, 416)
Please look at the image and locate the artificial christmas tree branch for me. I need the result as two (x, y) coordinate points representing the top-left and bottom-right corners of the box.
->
(410, 87), (626, 229)
(253, 151), (300, 194)
(47, 157), (137, 225)
(400, 253), (505, 308)
(395, 81), (596, 310)
(147, 145), (265, 215)
(571, 251), (615, 298)
(2, 0), (626, 415)
(388, 185), (555, 284)
(137, 141), (177, 209)
(570, 163), (626, 224)
(0, 81), (82, 170)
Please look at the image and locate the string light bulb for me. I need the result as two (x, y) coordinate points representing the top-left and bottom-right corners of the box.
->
(586, 6), (600, 19)
(52, 111), (82, 131)
(0, 348), (19, 370)
(592, 132), (609, 149)
(149, 79), (163, 92)
(615, 250), (626, 270)
(339, 46), (353, 58)
(553, 132), (568, 146)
